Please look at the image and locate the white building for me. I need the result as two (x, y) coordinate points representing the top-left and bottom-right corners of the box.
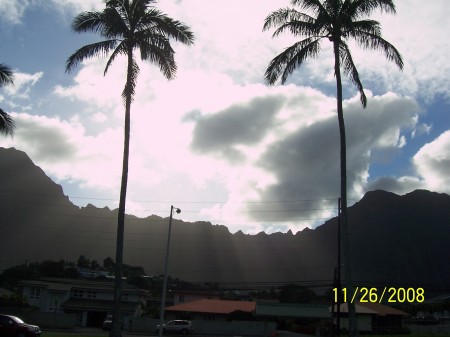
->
(19, 277), (150, 327)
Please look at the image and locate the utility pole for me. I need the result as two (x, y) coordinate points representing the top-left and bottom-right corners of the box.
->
(158, 205), (181, 337)
(337, 198), (341, 337)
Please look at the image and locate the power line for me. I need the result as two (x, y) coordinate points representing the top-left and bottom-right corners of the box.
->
(1, 189), (356, 204)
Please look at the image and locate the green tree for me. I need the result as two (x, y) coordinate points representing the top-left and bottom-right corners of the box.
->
(0, 64), (15, 136)
(263, 1), (403, 335)
(66, 1), (194, 336)
(77, 255), (90, 268)
(40, 260), (65, 277)
(103, 256), (115, 271)
(279, 284), (317, 303)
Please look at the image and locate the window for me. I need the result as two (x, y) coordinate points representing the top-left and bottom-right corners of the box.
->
(122, 293), (128, 301)
(86, 290), (97, 299)
(72, 289), (84, 298)
(30, 287), (40, 300)
(49, 298), (59, 312)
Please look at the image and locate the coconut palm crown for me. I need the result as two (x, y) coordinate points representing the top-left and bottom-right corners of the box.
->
(263, 1), (402, 336)
(66, 0), (194, 98)
(0, 63), (15, 136)
(66, 1), (194, 336)
(264, 0), (403, 105)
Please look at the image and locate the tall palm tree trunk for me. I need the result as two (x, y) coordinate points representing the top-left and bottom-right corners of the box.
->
(111, 48), (133, 337)
(333, 41), (358, 337)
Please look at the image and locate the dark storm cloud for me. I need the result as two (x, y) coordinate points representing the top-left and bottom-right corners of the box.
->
(14, 115), (78, 163)
(190, 95), (284, 162)
(248, 94), (420, 222)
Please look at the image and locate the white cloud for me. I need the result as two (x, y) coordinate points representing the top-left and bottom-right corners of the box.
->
(49, 0), (103, 12)
(0, 0), (103, 26)
(359, 0), (450, 100)
(0, 0), (29, 24)
(413, 131), (450, 193)
(54, 57), (123, 111)
(367, 129), (450, 196)
(5, 112), (123, 191)
(4, 71), (43, 99)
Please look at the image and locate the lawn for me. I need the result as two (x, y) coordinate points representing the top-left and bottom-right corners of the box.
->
(360, 335), (450, 337)
(41, 331), (450, 337)
(42, 332), (106, 337)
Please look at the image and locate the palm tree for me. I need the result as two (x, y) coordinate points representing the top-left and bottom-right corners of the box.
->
(263, 1), (402, 336)
(0, 64), (15, 136)
(66, 1), (194, 336)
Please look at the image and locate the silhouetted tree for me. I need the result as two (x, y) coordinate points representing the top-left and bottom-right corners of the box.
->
(77, 255), (90, 268)
(66, 2), (194, 336)
(90, 259), (100, 269)
(263, 1), (403, 335)
(103, 257), (115, 271)
(279, 284), (318, 303)
(0, 64), (15, 136)
(40, 260), (65, 277)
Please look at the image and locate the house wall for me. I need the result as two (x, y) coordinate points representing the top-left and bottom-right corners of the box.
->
(22, 286), (69, 312)
(335, 315), (372, 332)
(173, 293), (220, 305)
(165, 311), (229, 321)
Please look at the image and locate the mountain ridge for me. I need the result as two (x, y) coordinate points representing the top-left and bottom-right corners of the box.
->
(1, 147), (449, 292)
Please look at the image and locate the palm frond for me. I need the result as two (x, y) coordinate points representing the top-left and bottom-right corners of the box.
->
(265, 37), (322, 85)
(263, 8), (314, 31)
(104, 41), (128, 75)
(292, 0), (329, 16)
(0, 108), (15, 136)
(352, 30), (403, 69)
(138, 9), (194, 45)
(138, 36), (176, 80)
(343, 0), (396, 19)
(103, 6), (130, 37)
(66, 40), (119, 73)
(0, 64), (14, 86)
(339, 42), (367, 107)
(346, 19), (381, 35)
(72, 11), (108, 34)
(274, 19), (323, 38)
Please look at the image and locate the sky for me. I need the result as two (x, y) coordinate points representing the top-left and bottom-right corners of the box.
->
(1, 0), (449, 234)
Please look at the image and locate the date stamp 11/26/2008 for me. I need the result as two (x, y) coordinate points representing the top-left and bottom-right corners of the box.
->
(333, 287), (425, 304)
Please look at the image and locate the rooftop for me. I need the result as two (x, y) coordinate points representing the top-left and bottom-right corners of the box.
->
(165, 299), (256, 314)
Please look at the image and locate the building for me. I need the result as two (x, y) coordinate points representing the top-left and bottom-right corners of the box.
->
(19, 278), (150, 327)
(171, 289), (222, 305)
(256, 302), (331, 335)
(332, 302), (409, 333)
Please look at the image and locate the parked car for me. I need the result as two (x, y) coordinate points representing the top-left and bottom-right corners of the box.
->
(155, 320), (194, 335)
(102, 314), (124, 330)
(0, 314), (41, 337)
(102, 314), (113, 330)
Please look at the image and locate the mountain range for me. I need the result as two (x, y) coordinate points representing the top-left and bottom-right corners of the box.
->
(0, 147), (449, 294)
